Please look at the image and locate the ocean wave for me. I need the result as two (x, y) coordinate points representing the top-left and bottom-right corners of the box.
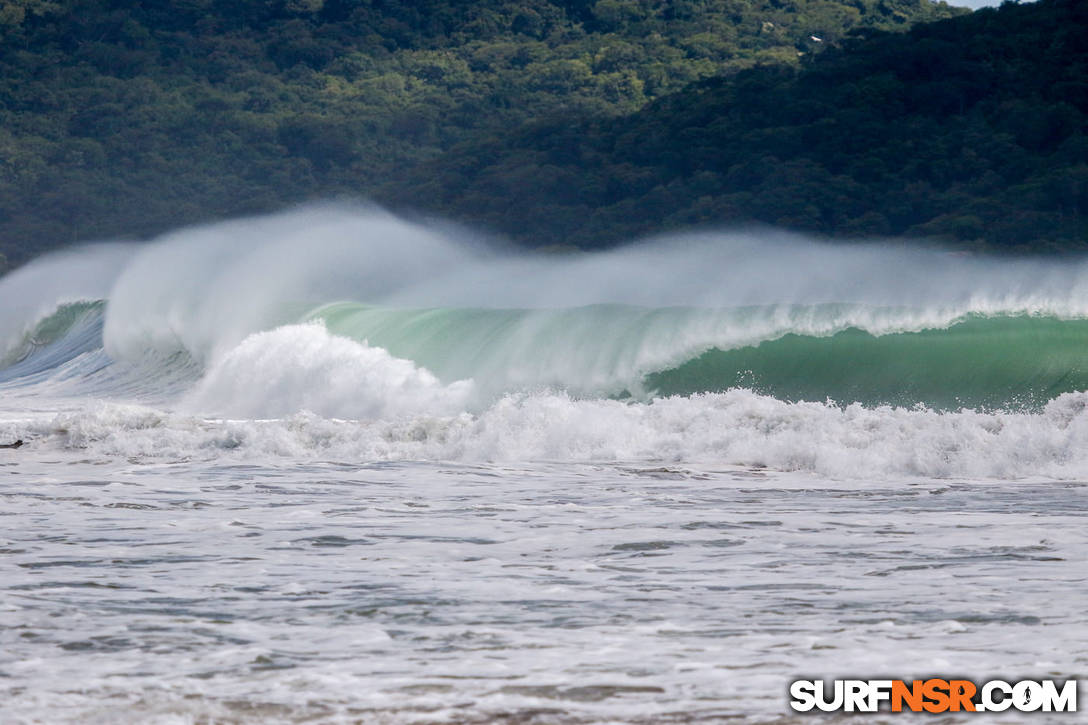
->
(5, 203), (1088, 474)
(7, 296), (1088, 410)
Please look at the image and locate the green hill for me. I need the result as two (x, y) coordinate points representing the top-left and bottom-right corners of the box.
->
(385, 0), (1088, 252)
(0, 0), (964, 269)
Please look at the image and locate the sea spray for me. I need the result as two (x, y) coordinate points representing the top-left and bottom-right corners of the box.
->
(0, 242), (133, 358)
(101, 204), (477, 363)
(88, 203), (1088, 369)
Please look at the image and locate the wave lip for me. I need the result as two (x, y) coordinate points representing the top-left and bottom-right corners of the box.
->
(0, 301), (104, 375)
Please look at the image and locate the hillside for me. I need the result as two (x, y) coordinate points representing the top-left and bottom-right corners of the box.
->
(0, 0), (965, 269)
(385, 0), (1088, 252)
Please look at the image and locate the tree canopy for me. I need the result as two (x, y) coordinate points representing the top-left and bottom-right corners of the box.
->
(383, 0), (1088, 252)
(0, 0), (966, 269)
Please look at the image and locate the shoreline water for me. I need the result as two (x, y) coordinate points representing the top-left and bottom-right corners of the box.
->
(2, 450), (1083, 724)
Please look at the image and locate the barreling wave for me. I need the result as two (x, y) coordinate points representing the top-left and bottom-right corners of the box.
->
(310, 302), (1088, 409)
(0, 300), (104, 371)
(647, 314), (1088, 410)
(9, 296), (1088, 411)
(0, 300), (202, 402)
(6, 203), (1088, 477)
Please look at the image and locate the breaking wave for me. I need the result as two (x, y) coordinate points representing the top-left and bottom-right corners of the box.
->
(5, 203), (1088, 477)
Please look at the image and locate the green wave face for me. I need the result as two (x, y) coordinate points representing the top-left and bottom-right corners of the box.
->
(313, 301), (734, 396)
(0, 300), (105, 368)
(646, 316), (1088, 410)
(7, 299), (1088, 412)
(313, 302), (1088, 411)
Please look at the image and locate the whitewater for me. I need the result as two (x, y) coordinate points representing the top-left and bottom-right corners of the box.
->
(1, 204), (1086, 723)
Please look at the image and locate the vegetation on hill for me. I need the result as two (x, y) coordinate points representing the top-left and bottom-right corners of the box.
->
(0, 0), (965, 269)
(385, 0), (1088, 252)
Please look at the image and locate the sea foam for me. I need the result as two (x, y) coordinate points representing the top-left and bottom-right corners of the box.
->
(5, 384), (1088, 480)
(184, 323), (473, 419)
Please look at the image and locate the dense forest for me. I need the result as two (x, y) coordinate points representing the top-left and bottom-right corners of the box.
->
(387, 0), (1088, 252)
(0, 0), (966, 270)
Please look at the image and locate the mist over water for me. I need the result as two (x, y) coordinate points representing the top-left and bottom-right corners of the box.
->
(0, 242), (134, 355)
(90, 203), (1088, 364)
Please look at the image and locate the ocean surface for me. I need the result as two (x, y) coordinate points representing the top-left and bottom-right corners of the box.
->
(2, 205), (1087, 723)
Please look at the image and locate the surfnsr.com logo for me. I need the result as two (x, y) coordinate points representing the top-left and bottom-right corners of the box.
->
(789, 679), (1077, 713)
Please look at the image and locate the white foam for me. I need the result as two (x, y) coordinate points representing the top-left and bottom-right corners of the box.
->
(183, 323), (473, 420)
(11, 386), (1088, 480)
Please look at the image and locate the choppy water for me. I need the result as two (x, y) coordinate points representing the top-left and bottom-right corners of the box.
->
(4, 452), (1086, 724)
(3, 206), (1088, 722)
